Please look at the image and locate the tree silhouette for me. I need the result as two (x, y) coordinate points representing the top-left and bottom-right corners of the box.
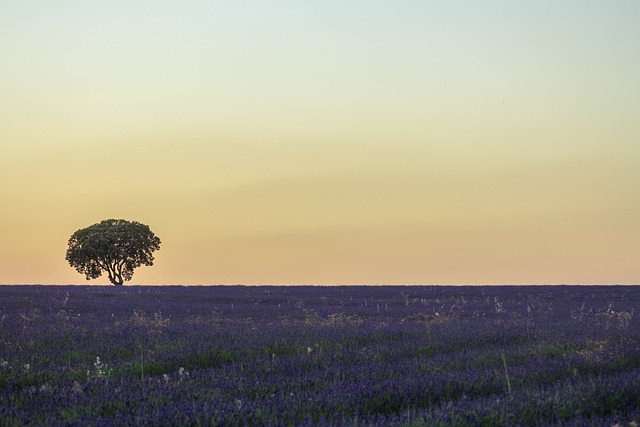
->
(66, 219), (161, 285)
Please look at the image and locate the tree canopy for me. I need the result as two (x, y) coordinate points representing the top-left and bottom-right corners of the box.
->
(65, 219), (161, 285)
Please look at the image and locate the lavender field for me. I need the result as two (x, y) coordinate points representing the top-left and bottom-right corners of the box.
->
(1, 285), (639, 426)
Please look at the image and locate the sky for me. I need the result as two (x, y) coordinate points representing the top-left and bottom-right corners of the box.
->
(1, 1), (639, 285)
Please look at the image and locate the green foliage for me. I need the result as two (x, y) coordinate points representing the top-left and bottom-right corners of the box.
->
(65, 219), (161, 285)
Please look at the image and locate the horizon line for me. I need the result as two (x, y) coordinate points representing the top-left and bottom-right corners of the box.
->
(1, 283), (637, 287)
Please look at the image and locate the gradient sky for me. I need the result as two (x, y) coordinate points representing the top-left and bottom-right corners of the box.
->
(1, 1), (639, 285)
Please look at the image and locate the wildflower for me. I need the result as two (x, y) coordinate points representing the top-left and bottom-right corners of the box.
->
(234, 399), (243, 409)
(94, 357), (106, 378)
(178, 367), (189, 380)
(90, 356), (111, 380)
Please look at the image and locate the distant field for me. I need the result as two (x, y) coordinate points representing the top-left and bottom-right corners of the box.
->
(1, 285), (639, 426)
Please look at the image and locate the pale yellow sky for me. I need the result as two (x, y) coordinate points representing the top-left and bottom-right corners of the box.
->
(1, 1), (639, 284)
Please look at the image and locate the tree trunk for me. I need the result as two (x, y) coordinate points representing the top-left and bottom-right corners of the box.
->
(106, 262), (124, 285)
(110, 274), (124, 286)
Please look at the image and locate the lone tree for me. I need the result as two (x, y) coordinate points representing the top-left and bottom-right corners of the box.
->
(66, 219), (161, 285)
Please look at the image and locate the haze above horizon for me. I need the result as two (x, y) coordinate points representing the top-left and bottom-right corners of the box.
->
(1, 1), (639, 285)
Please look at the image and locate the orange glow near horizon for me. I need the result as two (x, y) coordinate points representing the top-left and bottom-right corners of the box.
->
(1, 2), (639, 285)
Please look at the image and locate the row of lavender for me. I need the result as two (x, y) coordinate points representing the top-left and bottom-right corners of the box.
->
(1, 285), (639, 426)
